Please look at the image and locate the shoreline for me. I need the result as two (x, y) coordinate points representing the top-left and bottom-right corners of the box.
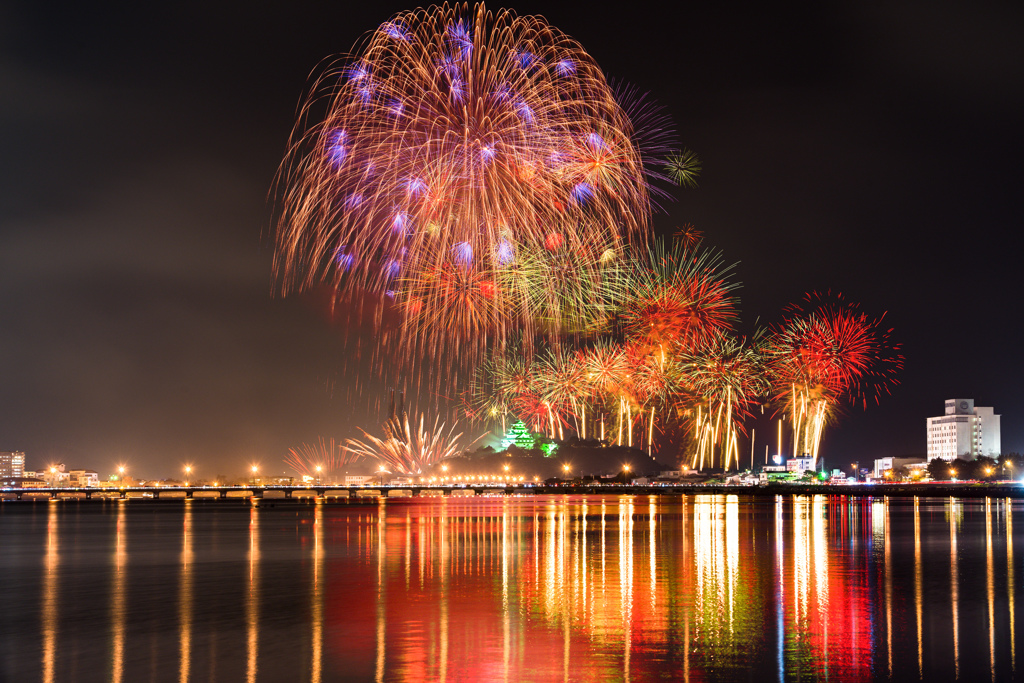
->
(3, 481), (1022, 502)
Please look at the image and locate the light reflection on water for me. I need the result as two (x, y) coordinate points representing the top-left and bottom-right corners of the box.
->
(0, 494), (1021, 681)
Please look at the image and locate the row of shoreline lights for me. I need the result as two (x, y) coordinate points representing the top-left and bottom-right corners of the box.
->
(97, 464), (215, 487)
(383, 462), (634, 484)
(75, 460), (635, 487)
(48, 458), (1019, 487)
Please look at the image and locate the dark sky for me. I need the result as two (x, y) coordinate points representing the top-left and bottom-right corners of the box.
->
(2, 0), (1022, 478)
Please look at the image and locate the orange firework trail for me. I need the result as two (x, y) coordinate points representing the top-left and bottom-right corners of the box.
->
(284, 438), (353, 479)
(673, 331), (769, 470)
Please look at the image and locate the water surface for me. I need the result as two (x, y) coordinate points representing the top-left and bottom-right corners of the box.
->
(0, 494), (1019, 681)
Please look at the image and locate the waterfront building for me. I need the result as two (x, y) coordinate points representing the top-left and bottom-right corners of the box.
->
(873, 456), (926, 479)
(0, 476), (46, 488)
(786, 457), (815, 473)
(926, 399), (1001, 461)
(344, 475), (376, 486)
(67, 469), (100, 487)
(0, 451), (25, 478)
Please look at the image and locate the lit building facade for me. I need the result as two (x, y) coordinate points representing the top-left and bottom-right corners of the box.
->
(872, 456), (925, 479)
(68, 469), (100, 487)
(786, 457), (815, 473)
(0, 451), (25, 478)
(926, 398), (1001, 461)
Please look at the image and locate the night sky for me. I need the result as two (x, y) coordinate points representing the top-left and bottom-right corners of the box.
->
(2, 0), (1021, 478)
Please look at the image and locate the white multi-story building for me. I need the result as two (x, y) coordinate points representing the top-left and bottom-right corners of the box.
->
(0, 451), (25, 479)
(926, 399), (1001, 461)
(786, 457), (815, 473)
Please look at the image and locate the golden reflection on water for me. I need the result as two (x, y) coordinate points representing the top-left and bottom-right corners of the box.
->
(247, 504), (260, 683)
(885, 497), (892, 678)
(41, 501), (59, 683)
(950, 496), (960, 679)
(311, 500), (323, 683)
(986, 498), (996, 682)
(111, 501), (127, 683)
(620, 497), (633, 681)
(915, 497), (923, 679)
(440, 499), (449, 683)
(775, 494), (785, 681)
(375, 500), (386, 683)
(1009, 498), (1016, 674)
(179, 501), (193, 683)
(501, 499), (510, 683)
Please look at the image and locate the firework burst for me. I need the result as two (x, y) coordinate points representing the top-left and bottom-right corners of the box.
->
(273, 3), (656, 387)
(766, 292), (902, 467)
(284, 438), (353, 480)
(673, 331), (769, 469)
(617, 240), (739, 354)
(346, 411), (469, 475)
(665, 148), (702, 188)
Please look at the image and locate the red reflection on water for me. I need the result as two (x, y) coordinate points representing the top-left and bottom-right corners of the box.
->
(313, 495), (1021, 681)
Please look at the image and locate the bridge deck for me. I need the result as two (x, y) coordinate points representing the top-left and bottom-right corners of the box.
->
(2, 482), (1023, 501)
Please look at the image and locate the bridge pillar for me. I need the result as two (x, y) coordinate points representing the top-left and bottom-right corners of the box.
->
(16, 492), (22, 500)
(284, 489), (292, 499)
(153, 490), (160, 499)
(220, 489), (228, 498)
(252, 490), (264, 499)
(85, 490), (92, 499)
(185, 490), (193, 499)
(51, 490), (58, 499)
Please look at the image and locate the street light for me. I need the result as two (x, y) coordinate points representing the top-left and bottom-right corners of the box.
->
(378, 465), (387, 487)
(315, 465), (322, 486)
(118, 466), (126, 488)
(184, 465), (192, 487)
(251, 465), (259, 487)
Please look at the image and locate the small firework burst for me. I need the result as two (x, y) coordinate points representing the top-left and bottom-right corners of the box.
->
(284, 438), (353, 480)
(665, 148), (702, 188)
(346, 411), (469, 475)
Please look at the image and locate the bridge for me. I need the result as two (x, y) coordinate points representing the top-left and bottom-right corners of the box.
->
(3, 482), (1024, 501)
(0, 484), (533, 501)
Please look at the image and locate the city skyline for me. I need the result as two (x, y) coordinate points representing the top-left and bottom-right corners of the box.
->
(1, 0), (1022, 475)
